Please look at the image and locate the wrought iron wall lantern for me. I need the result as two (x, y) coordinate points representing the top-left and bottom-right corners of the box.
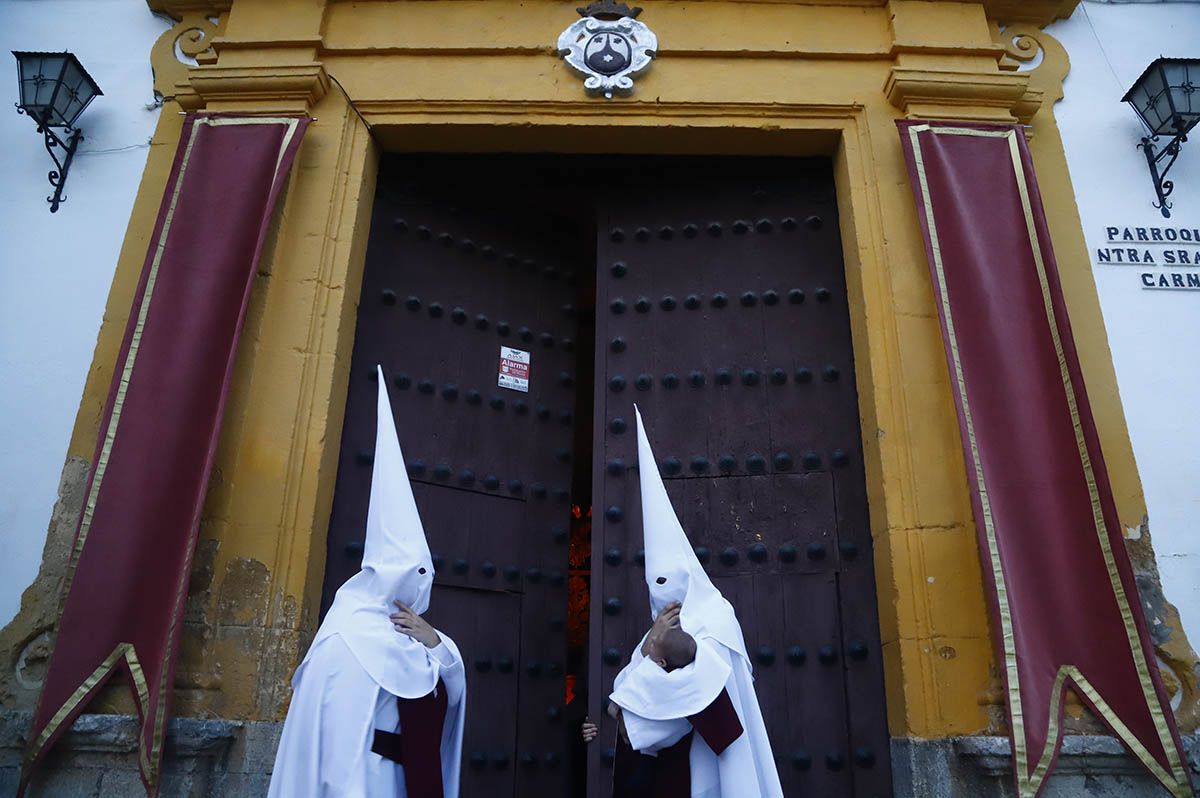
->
(1123, 57), (1200, 219)
(12, 51), (103, 213)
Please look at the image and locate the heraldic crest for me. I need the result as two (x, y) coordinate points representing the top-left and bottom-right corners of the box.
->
(557, 1), (658, 99)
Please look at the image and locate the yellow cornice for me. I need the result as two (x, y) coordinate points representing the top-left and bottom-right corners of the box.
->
(147, 0), (1079, 30)
(885, 67), (1034, 123)
(185, 62), (329, 113)
(318, 0), (1079, 26)
(147, 1), (327, 113)
(981, 0), (1078, 25)
(211, 36), (325, 53)
(146, 0), (232, 20)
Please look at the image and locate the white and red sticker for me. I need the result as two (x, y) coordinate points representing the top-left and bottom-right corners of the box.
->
(498, 346), (531, 392)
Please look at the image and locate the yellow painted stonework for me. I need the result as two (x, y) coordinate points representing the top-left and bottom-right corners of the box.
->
(45, 0), (1180, 738)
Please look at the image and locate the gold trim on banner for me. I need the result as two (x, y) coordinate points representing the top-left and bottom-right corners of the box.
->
(906, 123), (1027, 779)
(26, 114), (305, 791)
(1003, 130), (1190, 794)
(1034, 666), (1178, 789)
(23, 643), (149, 769)
(144, 114), (302, 783)
(907, 123), (1190, 798)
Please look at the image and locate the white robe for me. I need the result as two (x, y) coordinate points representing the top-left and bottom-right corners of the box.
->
(609, 632), (783, 798)
(267, 631), (466, 798)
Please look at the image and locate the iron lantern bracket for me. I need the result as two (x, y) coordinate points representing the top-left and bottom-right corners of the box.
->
(16, 104), (82, 213)
(1138, 131), (1187, 219)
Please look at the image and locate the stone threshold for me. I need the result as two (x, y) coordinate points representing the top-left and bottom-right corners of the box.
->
(0, 711), (1196, 796)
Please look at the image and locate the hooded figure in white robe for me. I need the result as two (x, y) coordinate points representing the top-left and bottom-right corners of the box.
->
(268, 366), (466, 798)
(607, 407), (783, 798)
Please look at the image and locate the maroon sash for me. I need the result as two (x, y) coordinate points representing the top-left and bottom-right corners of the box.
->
(688, 688), (742, 755)
(612, 688), (744, 798)
(371, 678), (449, 797)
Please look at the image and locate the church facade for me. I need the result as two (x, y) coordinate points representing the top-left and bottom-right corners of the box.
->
(1, 1), (1197, 796)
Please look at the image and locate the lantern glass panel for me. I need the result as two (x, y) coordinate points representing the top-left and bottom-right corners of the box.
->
(56, 57), (97, 128)
(12, 52), (101, 128)
(1163, 60), (1200, 133)
(1140, 65), (1171, 134)
(15, 53), (67, 122)
(1124, 57), (1200, 138)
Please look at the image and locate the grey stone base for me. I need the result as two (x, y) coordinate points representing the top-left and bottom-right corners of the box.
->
(1, 710), (1197, 796)
(892, 734), (1200, 798)
(0, 711), (280, 797)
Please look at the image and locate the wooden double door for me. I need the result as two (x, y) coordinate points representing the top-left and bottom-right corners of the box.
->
(322, 155), (892, 797)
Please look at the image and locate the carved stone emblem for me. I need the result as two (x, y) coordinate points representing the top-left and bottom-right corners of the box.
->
(557, 2), (657, 99)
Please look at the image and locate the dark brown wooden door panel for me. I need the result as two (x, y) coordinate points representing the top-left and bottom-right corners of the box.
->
(324, 156), (891, 798)
(663, 475), (838, 575)
(776, 573), (853, 796)
(323, 157), (582, 798)
(424, 585), (521, 796)
(589, 159), (892, 797)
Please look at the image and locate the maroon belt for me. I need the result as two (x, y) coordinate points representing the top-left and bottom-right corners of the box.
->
(371, 728), (406, 761)
(371, 679), (449, 798)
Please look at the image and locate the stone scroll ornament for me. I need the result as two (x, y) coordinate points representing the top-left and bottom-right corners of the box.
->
(19, 113), (309, 797)
(558, 1), (657, 99)
(898, 121), (1193, 798)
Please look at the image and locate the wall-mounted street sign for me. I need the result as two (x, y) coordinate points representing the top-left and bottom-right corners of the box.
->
(1093, 223), (1200, 291)
(557, 1), (657, 99)
(499, 346), (531, 392)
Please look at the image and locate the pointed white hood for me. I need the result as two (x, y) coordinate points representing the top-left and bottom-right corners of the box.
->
(303, 365), (442, 698)
(359, 364), (434, 615)
(635, 406), (749, 665)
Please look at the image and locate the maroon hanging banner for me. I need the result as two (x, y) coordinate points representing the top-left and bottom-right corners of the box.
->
(21, 113), (309, 796)
(897, 121), (1192, 797)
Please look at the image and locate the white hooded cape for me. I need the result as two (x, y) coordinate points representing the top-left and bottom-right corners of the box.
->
(608, 407), (783, 798)
(268, 366), (465, 798)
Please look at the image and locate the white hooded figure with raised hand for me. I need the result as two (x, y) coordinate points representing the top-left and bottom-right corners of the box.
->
(606, 407), (783, 798)
(268, 366), (465, 798)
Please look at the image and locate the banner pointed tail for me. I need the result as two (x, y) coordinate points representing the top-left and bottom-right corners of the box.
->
(21, 113), (309, 796)
(897, 121), (1192, 798)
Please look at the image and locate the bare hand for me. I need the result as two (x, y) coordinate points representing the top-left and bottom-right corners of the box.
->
(389, 600), (441, 648)
(653, 601), (682, 633)
(641, 601), (682, 655)
(581, 718), (598, 743)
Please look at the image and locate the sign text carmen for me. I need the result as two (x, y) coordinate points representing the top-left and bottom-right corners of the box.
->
(1095, 224), (1200, 291)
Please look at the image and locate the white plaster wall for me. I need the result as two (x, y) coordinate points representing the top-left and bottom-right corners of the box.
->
(0, 2), (170, 626)
(1048, 1), (1200, 647)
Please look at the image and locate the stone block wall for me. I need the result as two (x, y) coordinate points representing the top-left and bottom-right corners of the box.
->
(2, 711), (1196, 797)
